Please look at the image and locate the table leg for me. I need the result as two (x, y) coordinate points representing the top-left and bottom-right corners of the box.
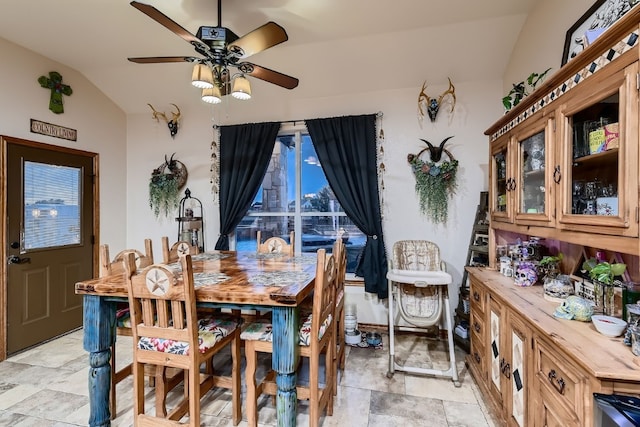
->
(271, 306), (300, 427)
(83, 295), (115, 427)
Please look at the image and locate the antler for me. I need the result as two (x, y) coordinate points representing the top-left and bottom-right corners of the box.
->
(148, 104), (181, 138)
(417, 78), (456, 122)
(419, 136), (454, 162)
(169, 103), (181, 123)
(148, 103), (167, 123)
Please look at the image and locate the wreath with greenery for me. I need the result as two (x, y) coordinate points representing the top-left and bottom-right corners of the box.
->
(149, 154), (188, 219)
(407, 148), (458, 224)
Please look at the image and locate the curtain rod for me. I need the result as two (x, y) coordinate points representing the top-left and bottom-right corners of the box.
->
(280, 111), (383, 126)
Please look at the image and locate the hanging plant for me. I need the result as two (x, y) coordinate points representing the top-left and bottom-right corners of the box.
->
(407, 137), (458, 224)
(149, 154), (188, 219)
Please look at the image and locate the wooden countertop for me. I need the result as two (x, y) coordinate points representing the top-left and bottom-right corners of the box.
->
(467, 266), (640, 382)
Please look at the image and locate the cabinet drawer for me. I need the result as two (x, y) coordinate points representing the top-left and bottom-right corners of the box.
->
(535, 339), (585, 419)
(470, 310), (485, 344)
(469, 339), (487, 382)
(470, 281), (486, 315)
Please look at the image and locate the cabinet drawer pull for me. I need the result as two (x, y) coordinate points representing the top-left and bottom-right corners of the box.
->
(474, 352), (481, 363)
(473, 322), (481, 333)
(473, 291), (480, 302)
(547, 369), (566, 395)
(502, 362), (511, 379)
(553, 165), (561, 184)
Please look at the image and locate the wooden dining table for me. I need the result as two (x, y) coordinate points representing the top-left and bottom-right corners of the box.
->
(75, 250), (318, 427)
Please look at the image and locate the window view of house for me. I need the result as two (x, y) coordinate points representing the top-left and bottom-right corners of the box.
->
(235, 128), (365, 273)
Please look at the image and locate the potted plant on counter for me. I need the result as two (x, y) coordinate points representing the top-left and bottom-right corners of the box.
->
(582, 258), (627, 316)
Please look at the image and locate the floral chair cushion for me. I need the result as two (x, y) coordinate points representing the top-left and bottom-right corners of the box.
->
(240, 310), (332, 347)
(137, 317), (237, 355)
(116, 307), (131, 328)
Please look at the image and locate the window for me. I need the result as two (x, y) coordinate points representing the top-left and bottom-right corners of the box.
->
(234, 124), (365, 273)
(23, 161), (81, 250)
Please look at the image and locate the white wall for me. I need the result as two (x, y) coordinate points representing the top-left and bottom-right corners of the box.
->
(503, 0), (602, 94)
(0, 37), (128, 254)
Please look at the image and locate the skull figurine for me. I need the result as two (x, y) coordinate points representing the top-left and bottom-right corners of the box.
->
(514, 261), (537, 287)
(554, 295), (594, 322)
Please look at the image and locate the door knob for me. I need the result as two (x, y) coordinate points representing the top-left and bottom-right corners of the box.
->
(7, 255), (30, 264)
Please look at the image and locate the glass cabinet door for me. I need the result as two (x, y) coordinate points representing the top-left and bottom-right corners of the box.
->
(490, 136), (512, 223)
(557, 61), (638, 237)
(514, 118), (554, 226)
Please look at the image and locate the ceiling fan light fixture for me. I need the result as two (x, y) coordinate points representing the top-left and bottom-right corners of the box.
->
(231, 74), (252, 100)
(201, 86), (222, 104)
(191, 64), (214, 89)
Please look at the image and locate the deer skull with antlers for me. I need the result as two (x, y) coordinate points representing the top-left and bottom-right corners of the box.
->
(148, 103), (181, 138)
(418, 78), (456, 122)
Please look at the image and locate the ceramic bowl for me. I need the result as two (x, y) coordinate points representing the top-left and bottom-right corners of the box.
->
(365, 332), (382, 346)
(592, 315), (627, 337)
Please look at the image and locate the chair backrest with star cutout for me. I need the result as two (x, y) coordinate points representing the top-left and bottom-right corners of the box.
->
(124, 252), (197, 350)
(161, 236), (200, 264)
(256, 230), (294, 256)
(99, 239), (154, 277)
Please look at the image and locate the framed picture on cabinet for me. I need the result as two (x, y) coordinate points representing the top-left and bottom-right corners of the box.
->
(561, 0), (640, 66)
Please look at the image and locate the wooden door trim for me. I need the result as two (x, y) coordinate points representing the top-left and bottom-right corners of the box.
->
(0, 135), (100, 361)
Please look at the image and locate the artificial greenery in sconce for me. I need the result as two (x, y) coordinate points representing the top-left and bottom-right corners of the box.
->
(407, 137), (458, 224)
(149, 154), (188, 219)
(502, 68), (552, 112)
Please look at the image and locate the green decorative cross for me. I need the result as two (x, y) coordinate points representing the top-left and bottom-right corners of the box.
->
(38, 71), (72, 114)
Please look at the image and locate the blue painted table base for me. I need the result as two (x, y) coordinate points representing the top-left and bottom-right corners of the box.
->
(272, 306), (300, 426)
(83, 295), (115, 427)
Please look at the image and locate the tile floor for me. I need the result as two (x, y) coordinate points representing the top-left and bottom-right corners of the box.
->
(0, 329), (499, 426)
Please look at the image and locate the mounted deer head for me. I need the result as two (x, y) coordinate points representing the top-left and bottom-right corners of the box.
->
(148, 103), (181, 138)
(418, 78), (456, 122)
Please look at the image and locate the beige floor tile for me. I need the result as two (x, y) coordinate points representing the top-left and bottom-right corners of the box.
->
(405, 374), (477, 403)
(0, 328), (503, 427)
(443, 400), (490, 427)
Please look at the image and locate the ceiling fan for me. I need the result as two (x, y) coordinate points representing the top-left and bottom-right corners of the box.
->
(127, 0), (299, 99)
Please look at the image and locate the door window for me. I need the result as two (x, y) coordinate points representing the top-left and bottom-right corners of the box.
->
(23, 161), (81, 250)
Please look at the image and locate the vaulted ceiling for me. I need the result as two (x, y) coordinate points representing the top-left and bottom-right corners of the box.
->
(0, 0), (537, 114)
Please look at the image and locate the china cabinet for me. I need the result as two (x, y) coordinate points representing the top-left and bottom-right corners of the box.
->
(485, 6), (640, 256)
(473, 9), (640, 425)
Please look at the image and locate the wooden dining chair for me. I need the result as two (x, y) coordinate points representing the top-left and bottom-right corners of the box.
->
(161, 235), (199, 263)
(99, 240), (154, 419)
(241, 248), (336, 427)
(331, 238), (347, 395)
(256, 230), (295, 256)
(124, 252), (242, 427)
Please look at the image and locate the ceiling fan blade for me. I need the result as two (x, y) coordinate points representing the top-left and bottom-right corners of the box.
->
(228, 22), (288, 59)
(238, 62), (299, 89)
(128, 56), (199, 64)
(130, 1), (203, 47)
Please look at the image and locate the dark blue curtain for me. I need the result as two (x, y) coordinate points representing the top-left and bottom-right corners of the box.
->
(214, 122), (280, 250)
(306, 114), (388, 299)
